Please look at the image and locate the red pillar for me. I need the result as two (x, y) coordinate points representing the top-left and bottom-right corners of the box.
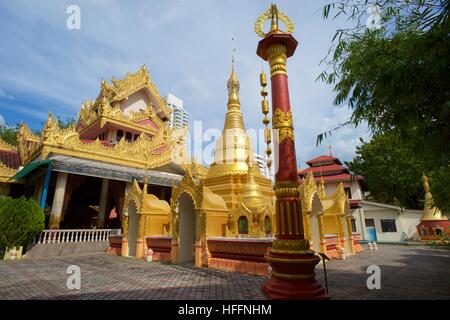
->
(257, 33), (328, 300)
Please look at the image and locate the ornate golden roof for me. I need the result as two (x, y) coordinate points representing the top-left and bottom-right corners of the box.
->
(421, 175), (448, 221)
(19, 113), (187, 170)
(17, 123), (41, 164)
(78, 65), (171, 128)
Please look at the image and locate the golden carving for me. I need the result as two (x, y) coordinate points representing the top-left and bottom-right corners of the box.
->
(17, 123), (41, 164)
(0, 138), (17, 151)
(272, 108), (294, 142)
(274, 181), (299, 198)
(254, 4), (295, 38)
(20, 113), (187, 169)
(271, 239), (312, 254)
(267, 44), (287, 76)
(0, 162), (16, 183)
(78, 99), (160, 136)
(81, 65), (171, 122)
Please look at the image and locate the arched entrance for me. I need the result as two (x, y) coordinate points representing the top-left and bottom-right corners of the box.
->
(178, 193), (196, 262)
(127, 202), (139, 257)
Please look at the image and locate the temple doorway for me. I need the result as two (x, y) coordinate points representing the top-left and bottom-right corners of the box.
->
(61, 176), (101, 229)
(127, 202), (139, 257)
(178, 193), (196, 262)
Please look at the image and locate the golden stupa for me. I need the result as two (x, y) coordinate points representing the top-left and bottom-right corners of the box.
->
(203, 58), (274, 211)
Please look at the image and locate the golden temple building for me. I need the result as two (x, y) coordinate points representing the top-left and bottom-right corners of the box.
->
(4, 60), (362, 272)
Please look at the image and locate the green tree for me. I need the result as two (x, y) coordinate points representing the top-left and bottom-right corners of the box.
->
(318, 0), (450, 210)
(57, 116), (77, 129)
(0, 197), (45, 256)
(347, 132), (426, 209)
(0, 125), (19, 146)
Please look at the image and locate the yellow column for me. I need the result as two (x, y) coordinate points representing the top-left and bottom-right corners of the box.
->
(97, 179), (109, 228)
(336, 215), (346, 255)
(49, 172), (68, 229)
(318, 215), (327, 254)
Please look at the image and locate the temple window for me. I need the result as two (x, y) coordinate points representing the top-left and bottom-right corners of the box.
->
(125, 132), (132, 142)
(344, 187), (352, 199)
(116, 130), (124, 142)
(380, 219), (397, 233)
(264, 216), (272, 235)
(351, 219), (357, 232)
(421, 228), (428, 236)
(238, 216), (248, 235)
(434, 228), (443, 236)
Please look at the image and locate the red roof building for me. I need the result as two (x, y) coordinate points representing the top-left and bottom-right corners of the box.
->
(298, 154), (366, 209)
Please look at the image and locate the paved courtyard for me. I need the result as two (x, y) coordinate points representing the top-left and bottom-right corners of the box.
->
(0, 244), (448, 300)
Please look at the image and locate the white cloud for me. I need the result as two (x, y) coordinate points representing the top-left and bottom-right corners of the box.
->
(0, 88), (15, 100)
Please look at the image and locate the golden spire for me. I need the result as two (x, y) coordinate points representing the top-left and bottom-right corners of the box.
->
(224, 48), (245, 131)
(421, 175), (447, 221)
(206, 49), (253, 178)
(269, 4), (279, 32)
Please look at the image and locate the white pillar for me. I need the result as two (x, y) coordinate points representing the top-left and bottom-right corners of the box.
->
(97, 179), (110, 228)
(49, 172), (68, 229)
(358, 208), (367, 240)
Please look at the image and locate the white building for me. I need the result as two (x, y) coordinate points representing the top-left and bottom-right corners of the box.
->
(167, 94), (189, 129)
(299, 154), (422, 243)
(254, 153), (272, 180)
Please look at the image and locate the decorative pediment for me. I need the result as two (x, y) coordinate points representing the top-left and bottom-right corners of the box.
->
(17, 123), (41, 164)
(21, 113), (187, 169)
(323, 182), (349, 216)
(80, 65), (171, 127)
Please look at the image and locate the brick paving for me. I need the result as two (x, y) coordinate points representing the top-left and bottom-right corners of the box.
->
(0, 244), (448, 300)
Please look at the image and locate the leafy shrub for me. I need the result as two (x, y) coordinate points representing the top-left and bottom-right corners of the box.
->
(0, 196), (45, 256)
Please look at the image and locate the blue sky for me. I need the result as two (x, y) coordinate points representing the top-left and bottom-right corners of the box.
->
(0, 0), (370, 168)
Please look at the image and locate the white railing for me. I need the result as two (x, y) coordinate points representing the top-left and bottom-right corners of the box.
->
(34, 229), (121, 244)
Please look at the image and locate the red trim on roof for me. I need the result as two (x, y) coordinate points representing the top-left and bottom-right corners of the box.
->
(349, 199), (361, 209)
(298, 163), (349, 176)
(80, 140), (114, 147)
(306, 155), (342, 166)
